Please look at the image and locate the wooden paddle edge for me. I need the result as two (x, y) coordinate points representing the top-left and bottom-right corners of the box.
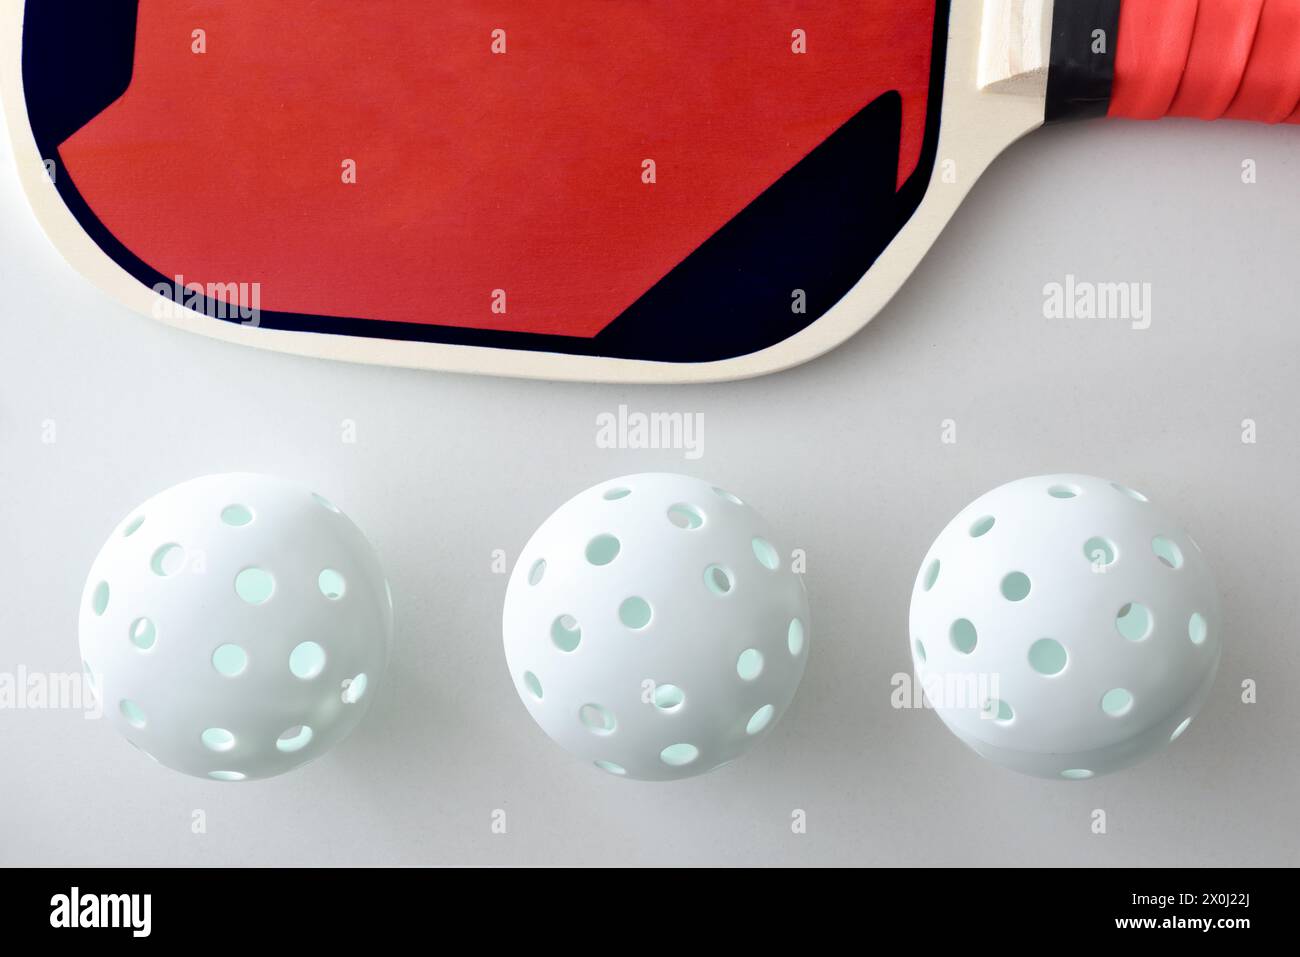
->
(0, 2), (1045, 383)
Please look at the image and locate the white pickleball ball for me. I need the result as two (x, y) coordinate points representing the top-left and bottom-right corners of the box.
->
(503, 473), (810, 781)
(79, 474), (393, 781)
(909, 474), (1221, 780)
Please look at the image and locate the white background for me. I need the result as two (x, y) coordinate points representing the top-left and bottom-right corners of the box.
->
(1, 107), (1297, 866)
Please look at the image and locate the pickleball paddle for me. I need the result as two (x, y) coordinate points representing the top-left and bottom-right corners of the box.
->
(3, 1), (1296, 382)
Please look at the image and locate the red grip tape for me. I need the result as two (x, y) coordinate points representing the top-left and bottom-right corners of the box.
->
(1109, 0), (1300, 123)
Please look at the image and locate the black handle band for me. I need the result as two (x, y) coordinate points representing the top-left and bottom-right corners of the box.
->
(1045, 0), (1122, 123)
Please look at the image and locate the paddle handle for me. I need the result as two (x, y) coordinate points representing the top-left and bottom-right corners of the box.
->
(1110, 0), (1300, 123)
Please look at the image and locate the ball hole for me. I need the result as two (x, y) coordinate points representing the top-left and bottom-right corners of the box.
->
(949, 619), (978, 655)
(788, 618), (805, 656)
(220, 504), (253, 527)
(1083, 537), (1117, 568)
(585, 534), (621, 566)
(579, 703), (616, 735)
(1000, 572), (1031, 601)
(1047, 484), (1080, 499)
(276, 725), (314, 753)
(288, 641), (326, 680)
(1152, 536), (1184, 569)
(201, 728), (235, 752)
(1101, 688), (1134, 717)
(129, 617), (157, 651)
(527, 559), (546, 586)
(667, 503), (704, 530)
(1112, 482), (1149, 502)
(551, 614), (582, 652)
(342, 673), (369, 703)
(1115, 602), (1153, 642)
(969, 515), (995, 538)
(653, 684), (684, 711)
(602, 487), (631, 501)
(312, 492), (340, 513)
(736, 648), (764, 680)
(594, 760), (626, 775)
(208, 770), (246, 782)
(746, 704), (775, 735)
(704, 564), (734, 596)
(119, 699), (147, 729)
(619, 596), (652, 629)
(122, 515), (145, 537)
(1028, 637), (1067, 675)
(1170, 716), (1192, 741)
(151, 544), (185, 577)
(523, 671), (543, 700)
(317, 568), (346, 600)
(234, 567), (275, 604)
(984, 698), (1014, 723)
(1188, 612), (1208, 645)
(751, 537), (780, 570)
(922, 559), (940, 592)
(913, 638), (926, 663)
(212, 644), (248, 677)
(1060, 768), (1094, 780)
(659, 743), (700, 767)
(712, 487), (743, 506)
(91, 581), (110, 616)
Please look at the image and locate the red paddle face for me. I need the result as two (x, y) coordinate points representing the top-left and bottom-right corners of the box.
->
(24, 0), (949, 364)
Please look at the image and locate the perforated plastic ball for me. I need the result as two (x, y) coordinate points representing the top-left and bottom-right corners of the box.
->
(909, 474), (1221, 780)
(503, 473), (810, 780)
(78, 473), (393, 781)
